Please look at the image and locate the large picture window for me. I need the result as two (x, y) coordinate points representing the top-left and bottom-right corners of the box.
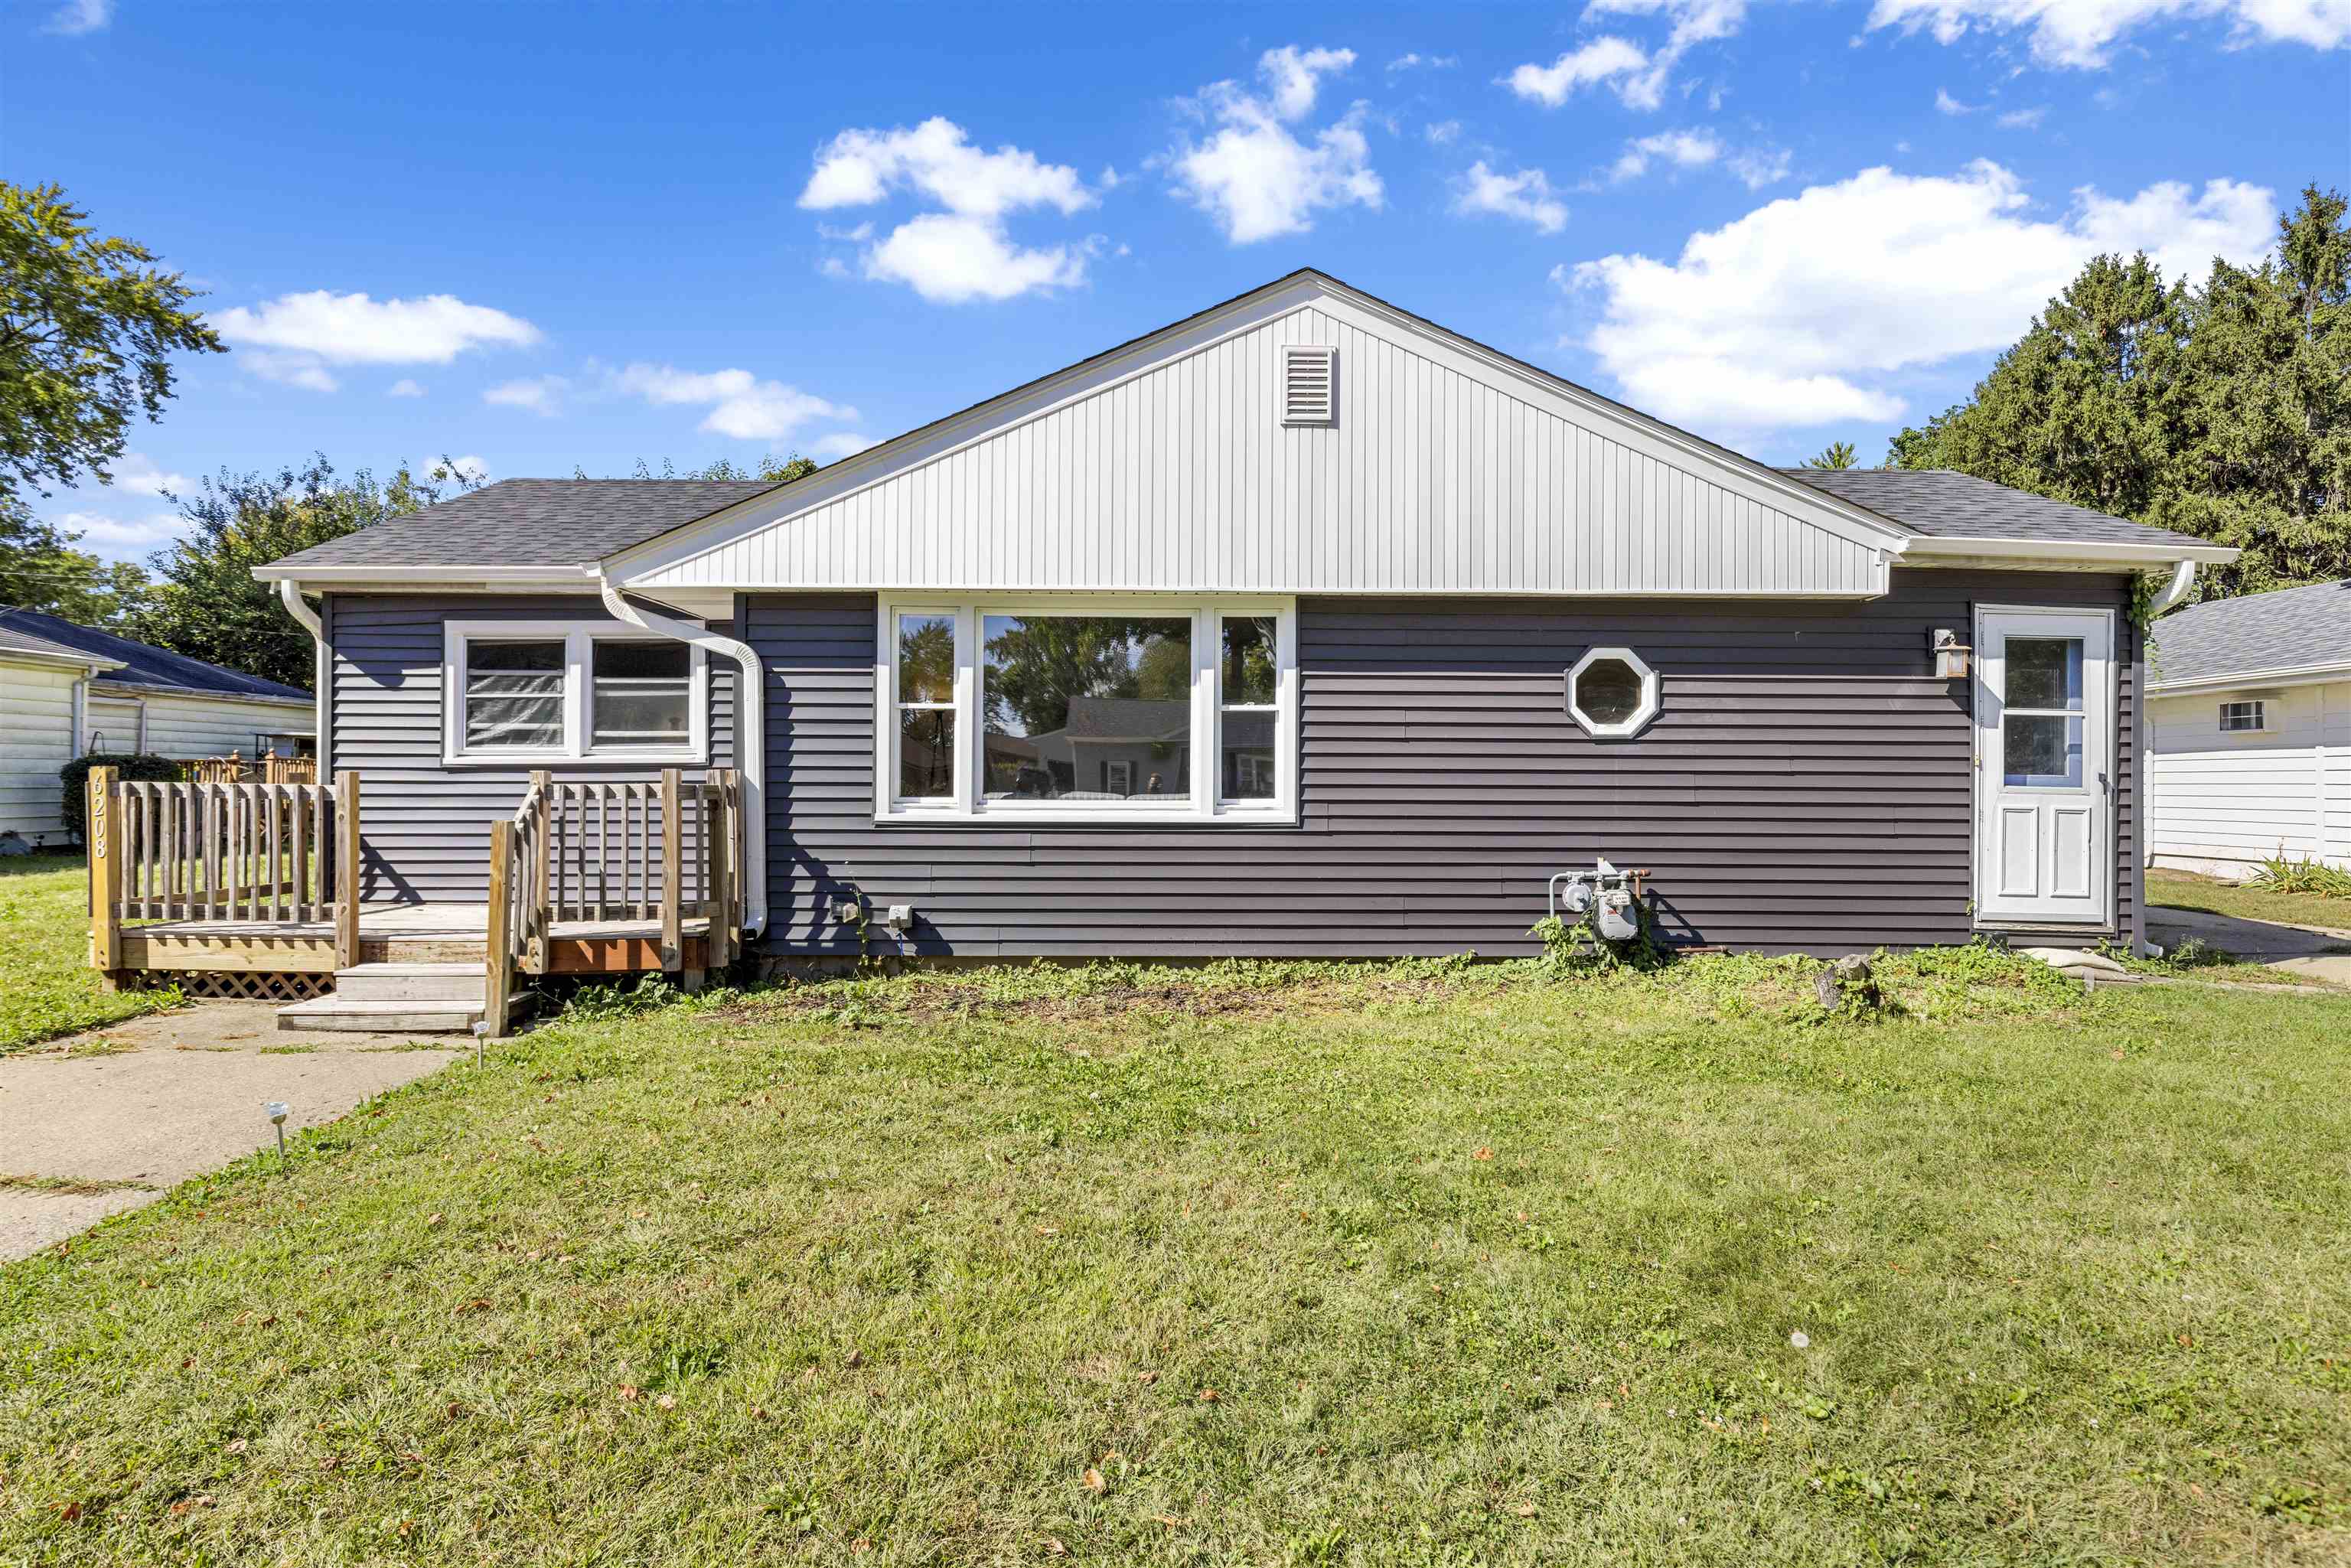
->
(444, 621), (709, 765)
(876, 598), (1296, 823)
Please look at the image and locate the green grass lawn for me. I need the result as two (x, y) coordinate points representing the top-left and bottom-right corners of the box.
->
(0, 851), (178, 1054)
(2147, 870), (2351, 934)
(3, 950), (2346, 1564)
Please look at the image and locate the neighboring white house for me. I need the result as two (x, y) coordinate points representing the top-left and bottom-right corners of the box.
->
(2146, 579), (2351, 876)
(0, 609), (316, 848)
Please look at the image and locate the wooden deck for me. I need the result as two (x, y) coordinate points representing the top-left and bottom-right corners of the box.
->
(121, 903), (719, 975)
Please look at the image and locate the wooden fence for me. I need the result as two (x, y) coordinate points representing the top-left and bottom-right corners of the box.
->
(186, 755), (318, 785)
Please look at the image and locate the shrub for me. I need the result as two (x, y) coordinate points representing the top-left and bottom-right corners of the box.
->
(2248, 846), (2351, 900)
(58, 753), (184, 845)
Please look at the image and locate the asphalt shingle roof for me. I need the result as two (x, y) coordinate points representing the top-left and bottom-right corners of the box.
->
(262, 478), (779, 570)
(2147, 579), (2351, 688)
(0, 621), (112, 667)
(0, 609), (311, 701)
(1777, 468), (2213, 549)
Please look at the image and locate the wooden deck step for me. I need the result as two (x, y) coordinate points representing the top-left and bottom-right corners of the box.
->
(274, 996), (487, 1034)
(333, 961), (485, 1005)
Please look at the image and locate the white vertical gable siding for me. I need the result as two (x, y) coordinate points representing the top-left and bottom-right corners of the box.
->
(2147, 682), (2351, 872)
(633, 305), (1887, 597)
(0, 661), (80, 842)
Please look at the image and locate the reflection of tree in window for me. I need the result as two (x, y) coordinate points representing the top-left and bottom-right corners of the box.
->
(983, 616), (1191, 799)
(1574, 659), (1643, 725)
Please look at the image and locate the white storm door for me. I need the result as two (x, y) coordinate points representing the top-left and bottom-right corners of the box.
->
(1975, 608), (2115, 925)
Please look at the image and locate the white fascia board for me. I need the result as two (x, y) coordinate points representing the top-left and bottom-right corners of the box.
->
(604, 272), (1916, 589)
(0, 647), (126, 675)
(2147, 661), (2351, 696)
(250, 564), (602, 587)
(1902, 535), (2239, 567)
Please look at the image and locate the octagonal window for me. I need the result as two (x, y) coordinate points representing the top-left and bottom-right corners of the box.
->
(1567, 647), (1659, 738)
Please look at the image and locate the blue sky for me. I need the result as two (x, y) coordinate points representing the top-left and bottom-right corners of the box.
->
(12, 0), (2346, 562)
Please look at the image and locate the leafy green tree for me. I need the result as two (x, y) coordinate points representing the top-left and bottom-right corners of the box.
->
(589, 454), (820, 484)
(0, 494), (146, 623)
(0, 181), (222, 500)
(1890, 186), (2346, 598)
(1803, 441), (1857, 470)
(982, 618), (1187, 735)
(131, 456), (455, 689)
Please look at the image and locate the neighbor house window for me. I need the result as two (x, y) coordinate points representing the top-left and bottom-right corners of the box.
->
(1566, 647), (1661, 738)
(2218, 700), (2265, 733)
(876, 598), (1296, 823)
(444, 621), (708, 764)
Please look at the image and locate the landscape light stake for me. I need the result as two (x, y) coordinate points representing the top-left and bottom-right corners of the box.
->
(266, 1100), (289, 1164)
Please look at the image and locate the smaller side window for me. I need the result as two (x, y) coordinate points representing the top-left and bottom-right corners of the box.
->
(2218, 699), (2265, 733)
(1566, 647), (1660, 738)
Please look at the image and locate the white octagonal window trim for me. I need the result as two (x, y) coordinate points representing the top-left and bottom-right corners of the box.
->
(1567, 646), (1660, 738)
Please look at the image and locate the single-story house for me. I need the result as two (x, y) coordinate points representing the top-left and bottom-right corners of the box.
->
(0, 608), (315, 846)
(253, 269), (2235, 959)
(2146, 579), (2351, 876)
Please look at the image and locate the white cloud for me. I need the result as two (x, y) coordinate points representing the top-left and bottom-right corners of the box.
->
(801, 118), (1094, 219)
(1386, 51), (1459, 70)
(1997, 105), (2049, 128)
(41, 0), (110, 35)
(240, 351), (340, 393)
(1728, 146), (1793, 187)
(1610, 129), (1723, 181)
(1169, 45), (1384, 243)
(614, 363), (856, 442)
(112, 453), (192, 497)
(1868, 0), (2350, 67)
(483, 375), (569, 416)
(811, 432), (880, 460)
(1935, 86), (1980, 112)
(1423, 119), (1463, 145)
(1456, 161), (1570, 233)
(1505, 37), (1652, 106)
(1563, 161), (2274, 431)
(216, 290), (539, 393)
(862, 214), (1090, 303)
(387, 377), (426, 398)
(801, 117), (1097, 302)
(1510, 0), (1748, 110)
(216, 290), (539, 365)
(57, 510), (180, 557)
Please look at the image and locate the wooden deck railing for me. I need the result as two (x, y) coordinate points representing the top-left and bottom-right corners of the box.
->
(187, 754), (319, 785)
(87, 766), (363, 979)
(485, 768), (742, 1035)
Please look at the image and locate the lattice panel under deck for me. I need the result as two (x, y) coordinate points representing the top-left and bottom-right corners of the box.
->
(145, 970), (334, 1002)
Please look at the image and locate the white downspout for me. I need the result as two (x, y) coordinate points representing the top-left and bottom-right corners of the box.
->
(277, 579), (331, 774)
(596, 577), (767, 939)
(2136, 558), (2197, 954)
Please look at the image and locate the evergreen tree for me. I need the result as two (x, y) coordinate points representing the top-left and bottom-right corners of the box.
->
(1890, 186), (2347, 598)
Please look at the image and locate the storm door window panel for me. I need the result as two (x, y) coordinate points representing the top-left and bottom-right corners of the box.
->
(894, 613), (957, 801)
(982, 615), (1192, 802)
(465, 641), (566, 751)
(1219, 614), (1280, 801)
(590, 641), (692, 749)
(2000, 637), (2085, 787)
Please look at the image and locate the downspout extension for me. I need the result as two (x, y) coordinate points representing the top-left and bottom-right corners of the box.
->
(277, 579), (330, 774)
(596, 577), (768, 939)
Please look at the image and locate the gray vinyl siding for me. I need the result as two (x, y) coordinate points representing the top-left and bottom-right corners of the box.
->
(748, 570), (2139, 959)
(327, 595), (735, 904)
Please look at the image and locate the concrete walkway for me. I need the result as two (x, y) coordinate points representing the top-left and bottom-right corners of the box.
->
(0, 1002), (460, 1263)
(2144, 905), (2351, 986)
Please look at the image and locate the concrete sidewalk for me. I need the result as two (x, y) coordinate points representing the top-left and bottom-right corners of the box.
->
(2144, 905), (2351, 986)
(1, 1002), (460, 1263)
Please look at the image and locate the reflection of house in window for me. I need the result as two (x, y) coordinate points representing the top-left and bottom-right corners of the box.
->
(1000, 696), (1192, 799)
(1220, 709), (1277, 799)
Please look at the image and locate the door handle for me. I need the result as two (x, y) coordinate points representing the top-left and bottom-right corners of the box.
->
(2098, 771), (2110, 796)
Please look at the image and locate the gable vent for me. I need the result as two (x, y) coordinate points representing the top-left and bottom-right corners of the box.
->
(1280, 344), (1336, 425)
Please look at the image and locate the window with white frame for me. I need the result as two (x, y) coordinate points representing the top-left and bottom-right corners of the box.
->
(876, 598), (1296, 823)
(444, 621), (708, 764)
(2218, 699), (2266, 733)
